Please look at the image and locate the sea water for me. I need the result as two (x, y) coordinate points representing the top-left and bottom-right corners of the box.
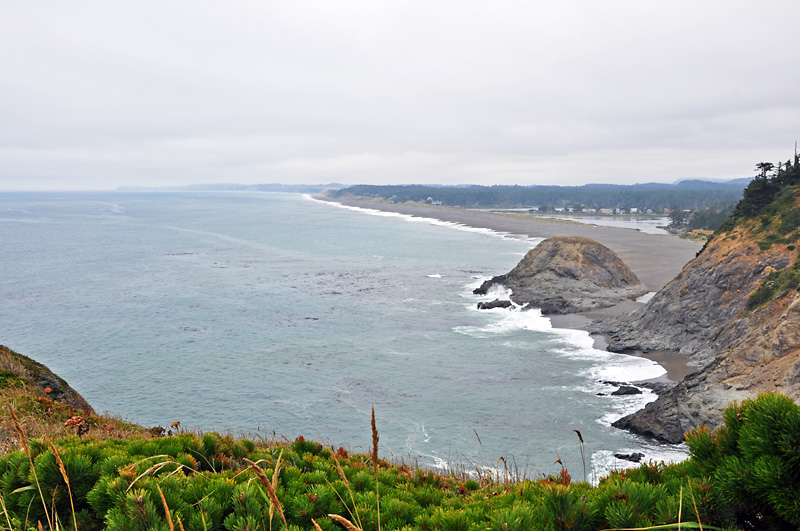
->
(0, 191), (686, 481)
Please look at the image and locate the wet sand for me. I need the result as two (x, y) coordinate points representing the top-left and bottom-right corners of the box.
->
(322, 196), (703, 383)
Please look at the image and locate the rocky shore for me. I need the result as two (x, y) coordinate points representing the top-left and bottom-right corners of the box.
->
(321, 195), (800, 445)
(597, 221), (800, 443)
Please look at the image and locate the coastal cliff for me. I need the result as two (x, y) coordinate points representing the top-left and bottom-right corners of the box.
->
(0, 344), (94, 413)
(602, 159), (800, 443)
(0, 345), (146, 449)
(474, 236), (648, 314)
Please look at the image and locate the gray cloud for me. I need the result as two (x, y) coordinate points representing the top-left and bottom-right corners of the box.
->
(1, 1), (798, 190)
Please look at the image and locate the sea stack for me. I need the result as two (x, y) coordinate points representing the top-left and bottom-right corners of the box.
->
(474, 236), (648, 314)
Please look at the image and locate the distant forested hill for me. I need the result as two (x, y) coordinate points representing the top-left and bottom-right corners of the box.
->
(328, 179), (751, 211)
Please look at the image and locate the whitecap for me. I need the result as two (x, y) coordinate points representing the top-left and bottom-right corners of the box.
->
(454, 306), (552, 338)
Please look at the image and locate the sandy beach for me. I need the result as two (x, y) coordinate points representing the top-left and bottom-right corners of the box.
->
(321, 196), (704, 382)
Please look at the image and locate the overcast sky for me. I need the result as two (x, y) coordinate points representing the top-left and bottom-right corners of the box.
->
(1, 1), (798, 190)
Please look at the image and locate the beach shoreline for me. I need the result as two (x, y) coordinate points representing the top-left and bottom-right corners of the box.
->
(318, 195), (702, 384)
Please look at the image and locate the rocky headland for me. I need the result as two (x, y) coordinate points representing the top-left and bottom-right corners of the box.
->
(473, 236), (648, 314)
(599, 164), (800, 443)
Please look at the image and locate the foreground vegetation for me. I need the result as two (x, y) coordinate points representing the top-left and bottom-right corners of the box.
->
(1, 390), (799, 531)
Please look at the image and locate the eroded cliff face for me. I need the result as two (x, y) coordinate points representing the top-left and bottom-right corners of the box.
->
(601, 218), (800, 443)
(475, 236), (647, 314)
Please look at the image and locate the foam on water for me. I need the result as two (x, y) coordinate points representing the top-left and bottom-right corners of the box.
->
(464, 285), (667, 382)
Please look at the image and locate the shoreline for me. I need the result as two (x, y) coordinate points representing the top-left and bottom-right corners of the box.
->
(319, 196), (702, 384)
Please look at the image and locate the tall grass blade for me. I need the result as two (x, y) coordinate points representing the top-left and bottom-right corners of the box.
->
(327, 444), (363, 531)
(266, 450), (282, 529)
(572, 429), (586, 483)
(7, 402), (52, 530)
(0, 492), (14, 531)
(244, 458), (288, 530)
(687, 482), (703, 531)
(329, 513), (363, 531)
(371, 407), (380, 531)
(48, 441), (77, 531)
(157, 485), (175, 531)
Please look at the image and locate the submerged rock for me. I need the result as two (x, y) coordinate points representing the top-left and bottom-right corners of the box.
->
(474, 236), (647, 314)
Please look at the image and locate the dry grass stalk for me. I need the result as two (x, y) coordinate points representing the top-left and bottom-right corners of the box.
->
(332, 455), (350, 490)
(326, 444), (363, 531)
(371, 407), (381, 531)
(244, 458), (288, 530)
(329, 513), (363, 531)
(126, 459), (196, 493)
(688, 482), (704, 530)
(7, 402), (52, 529)
(48, 441), (78, 531)
(7, 402), (31, 461)
(573, 429), (586, 483)
(0, 492), (14, 531)
(311, 519), (325, 531)
(157, 485), (175, 531)
(269, 451), (283, 528)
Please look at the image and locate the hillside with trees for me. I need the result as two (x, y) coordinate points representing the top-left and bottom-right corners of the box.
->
(329, 179), (750, 213)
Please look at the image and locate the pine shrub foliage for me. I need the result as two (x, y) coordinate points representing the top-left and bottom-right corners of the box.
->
(1, 393), (799, 530)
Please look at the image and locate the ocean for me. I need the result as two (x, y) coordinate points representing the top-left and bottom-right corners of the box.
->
(0, 191), (686, 481)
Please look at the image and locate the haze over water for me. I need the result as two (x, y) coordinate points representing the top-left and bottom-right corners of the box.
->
(1, 191), (686, 480)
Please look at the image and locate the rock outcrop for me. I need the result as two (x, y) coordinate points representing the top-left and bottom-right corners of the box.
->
(601, 216), (800, 443)
(474, 236), (647, 314)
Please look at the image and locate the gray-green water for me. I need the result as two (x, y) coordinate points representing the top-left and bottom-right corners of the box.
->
(0, 191), (686, 480)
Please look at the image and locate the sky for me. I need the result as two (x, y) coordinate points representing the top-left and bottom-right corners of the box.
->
(1, 1), (798, 191)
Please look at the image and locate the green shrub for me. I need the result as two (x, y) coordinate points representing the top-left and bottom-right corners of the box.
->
(685, 392), (800, 529)
(780, 207), (800, 234)
(488, 503), (535, 531)
(538, 486), (598, 530)
(291, 435), (323, 456)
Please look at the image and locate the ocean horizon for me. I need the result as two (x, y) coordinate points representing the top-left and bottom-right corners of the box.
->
(0, 191), (687, 481)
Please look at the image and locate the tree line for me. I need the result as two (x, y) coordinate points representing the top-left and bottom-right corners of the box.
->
(329, 180), (749, 212)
